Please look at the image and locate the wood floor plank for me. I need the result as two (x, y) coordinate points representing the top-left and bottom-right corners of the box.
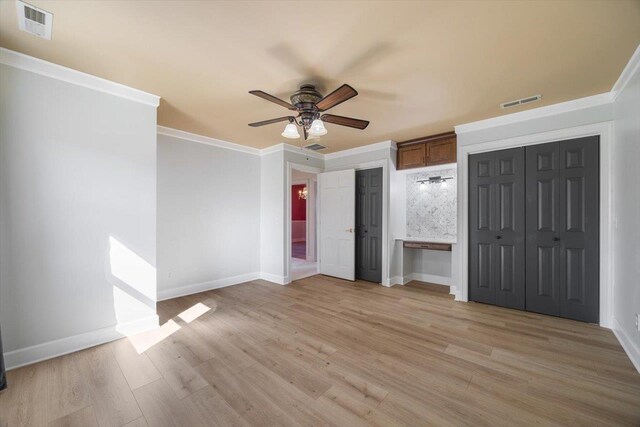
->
(1, 277), (639, 426)
(48, 405), (99, 427)
(74, 345), (143, 427)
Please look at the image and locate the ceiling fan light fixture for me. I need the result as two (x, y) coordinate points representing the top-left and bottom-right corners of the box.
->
(308, 119), (328, 137)
(282, 123), (300, 139)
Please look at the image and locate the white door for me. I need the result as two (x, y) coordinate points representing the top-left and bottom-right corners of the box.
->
(319, 169), (355, 280)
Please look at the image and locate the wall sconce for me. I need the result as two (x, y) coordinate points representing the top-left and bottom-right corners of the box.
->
(417, 176), (454, 190)
(298, 187), (308, 199)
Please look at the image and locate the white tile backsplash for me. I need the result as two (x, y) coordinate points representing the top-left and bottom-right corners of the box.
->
(406, 167), (457, 241)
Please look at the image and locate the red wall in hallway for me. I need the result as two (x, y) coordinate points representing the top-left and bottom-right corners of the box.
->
(292, 184), (307, 221)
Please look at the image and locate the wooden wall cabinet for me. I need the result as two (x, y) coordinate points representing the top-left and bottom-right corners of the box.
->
(397, 131), (456, 170)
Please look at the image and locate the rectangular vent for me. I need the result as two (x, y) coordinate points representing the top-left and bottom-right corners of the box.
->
(304, 143), (327, 151)
(16, 1), (53, 40)
(500, 94), (542, 109)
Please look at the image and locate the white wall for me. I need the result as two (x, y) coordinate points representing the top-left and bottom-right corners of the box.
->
(157, 133), (261, 300)
(0, 60), (158, 368)
(612, 49), (640, 371)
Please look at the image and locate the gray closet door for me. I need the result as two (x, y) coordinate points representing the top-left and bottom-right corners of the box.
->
(469, 148), (525, 309)
(355, 168), (383, 283)
(526, 136), (599, 322)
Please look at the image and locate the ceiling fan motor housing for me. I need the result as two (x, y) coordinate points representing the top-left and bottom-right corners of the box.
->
(291, 84), (322, 127)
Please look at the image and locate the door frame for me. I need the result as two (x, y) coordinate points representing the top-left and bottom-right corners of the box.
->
(324, 159), (390, 285)
(456, 121), (614, 327)
(286, 162), (323, 284)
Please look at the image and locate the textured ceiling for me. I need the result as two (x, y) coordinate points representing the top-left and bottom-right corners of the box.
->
(1, 1), (639, 152)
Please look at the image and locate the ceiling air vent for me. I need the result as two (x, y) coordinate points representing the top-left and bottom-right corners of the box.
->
(303, 143), (327, 151)
(16, 1), (53, 40)
(500, 94), (542, 109)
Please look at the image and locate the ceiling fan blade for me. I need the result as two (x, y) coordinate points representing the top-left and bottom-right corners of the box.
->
(248, 116), (294, 127)
(321, 114), (369, 130)
(316, 84), (358, 111)
(249, 90), (295, 110)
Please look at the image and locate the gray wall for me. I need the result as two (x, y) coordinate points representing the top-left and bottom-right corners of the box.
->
(157, 134), (261, 298)
(0, 64), (157, 363)
(612, 63), (640, 363)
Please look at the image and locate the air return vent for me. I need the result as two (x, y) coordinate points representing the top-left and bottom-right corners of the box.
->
(500, 94), (542, 109)
(303, 143), (327, 151)
(16, 1), (53, 40)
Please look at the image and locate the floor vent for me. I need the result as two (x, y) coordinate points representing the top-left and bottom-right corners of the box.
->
(500, 94), (542, 109)
(16, 1), (53, 40)
(304, 143), (327, 151)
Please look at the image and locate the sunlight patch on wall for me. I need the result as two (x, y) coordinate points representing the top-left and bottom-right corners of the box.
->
(109, 236), (156, 301)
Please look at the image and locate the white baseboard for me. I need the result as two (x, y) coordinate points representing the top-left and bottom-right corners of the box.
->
(612, 317), (640, 374)
(4, 314), (159, 371)
(260, 272), (288, 285)
(157, 272), (261, 301)
(408, 273), (452, 287)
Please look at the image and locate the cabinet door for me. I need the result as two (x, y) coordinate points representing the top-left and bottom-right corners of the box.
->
(427, 138), (456, 165)
(397, 144), (425, 169)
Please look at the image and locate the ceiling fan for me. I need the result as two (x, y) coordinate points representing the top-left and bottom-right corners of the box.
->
(248, 84), (370, 140)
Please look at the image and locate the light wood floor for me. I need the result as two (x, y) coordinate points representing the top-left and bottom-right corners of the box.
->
(1, 276), (639, 426)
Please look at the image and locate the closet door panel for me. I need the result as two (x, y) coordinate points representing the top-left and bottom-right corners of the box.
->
(526, 143), (561, 316)
(469, 151), (496, 304)
(469, 148), (524, 309)
(494, 148), (525, 309)
(558, 137), (599, 322)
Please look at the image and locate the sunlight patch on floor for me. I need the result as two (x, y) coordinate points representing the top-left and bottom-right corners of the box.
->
(178, 302), (211, 323)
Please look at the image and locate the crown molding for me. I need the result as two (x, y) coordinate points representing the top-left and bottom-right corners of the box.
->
(454, 92), (613, 135)
(611, 44), (640, 101)
(324, 140), (397, 160)
(260, 142), (324, 160)
(157, 126), (261, 155)
(0, 48), (160, 107)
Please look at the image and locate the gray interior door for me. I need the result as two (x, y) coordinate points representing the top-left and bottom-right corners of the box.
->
(469, 148), (525, 309)
(526, 136), (599, 322)
(355, 168), (383, 283)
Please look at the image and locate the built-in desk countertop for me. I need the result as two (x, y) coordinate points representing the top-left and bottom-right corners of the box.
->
(395, 237), (456, 252)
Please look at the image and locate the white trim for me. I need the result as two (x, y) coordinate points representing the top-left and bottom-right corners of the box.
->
(261, 143), (325, 160)
(4, 315), (159, 370)
(324, 140), (397, 160)
(611, 44), (640, 101)
(157, 126), (261, 155)
(157, 272), (261, 301)
(156, 126), (396, 161)
(0, 47), (160, 107)
(454, 93), (613, 134)
(409, 273), (452, 287)
(612, 318), (640, 374)
(456, 121), (614, 328)
(259, 272), (288, 285)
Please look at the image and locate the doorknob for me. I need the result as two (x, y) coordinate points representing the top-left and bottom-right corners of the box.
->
(346, 228), (354, 233)
(496, 235), (502, 240)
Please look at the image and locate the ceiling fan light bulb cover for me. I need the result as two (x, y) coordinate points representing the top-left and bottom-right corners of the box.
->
(309, 119), (328, 137)
(282, 123), (300, 139)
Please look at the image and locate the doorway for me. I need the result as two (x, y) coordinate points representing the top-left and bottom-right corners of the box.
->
(290, 168), (318, 281)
